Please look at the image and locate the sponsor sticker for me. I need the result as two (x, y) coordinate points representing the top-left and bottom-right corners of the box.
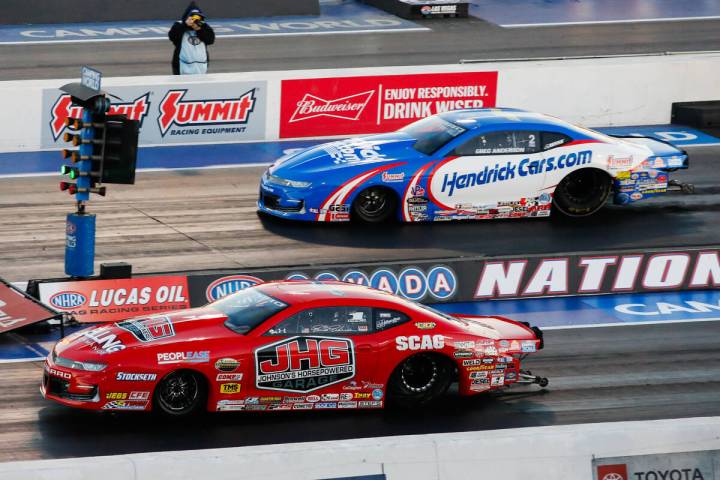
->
(215, 358), (240, 372)
(217, 373), (244, 382)
(116, 372), (157, 381)
(395, 334), (444, 351)
(255, 336), (355, 393)
(220, 383), (241, 394)
(157, 351), (210, 364)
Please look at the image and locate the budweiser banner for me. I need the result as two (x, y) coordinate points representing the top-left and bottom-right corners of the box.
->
(279, 71), (498, 139)
(0, 278), (57, 334)
(37, 276), (191, 323)
(41, 81), (267, 148)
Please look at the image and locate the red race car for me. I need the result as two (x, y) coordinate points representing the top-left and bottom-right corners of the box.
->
(42, 281), (547, 415)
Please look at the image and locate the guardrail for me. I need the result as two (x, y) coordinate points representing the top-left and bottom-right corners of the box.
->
(1, 52), (719, 153)
(1, 417), (719, 479)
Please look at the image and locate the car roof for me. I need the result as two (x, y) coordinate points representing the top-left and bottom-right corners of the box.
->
(256, 280), (403, 305)
(440, 107), (573, 131)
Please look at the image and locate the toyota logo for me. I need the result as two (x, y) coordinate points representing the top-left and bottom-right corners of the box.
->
(603, 474), (625, 480)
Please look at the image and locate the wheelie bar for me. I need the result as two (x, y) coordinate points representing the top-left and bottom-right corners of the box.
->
(517, 371), (549, 388)
(667, 179), (695, 194)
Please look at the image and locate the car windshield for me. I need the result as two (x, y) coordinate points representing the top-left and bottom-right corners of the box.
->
(212, 288), (289, 334)
(401, 116), (466, 155)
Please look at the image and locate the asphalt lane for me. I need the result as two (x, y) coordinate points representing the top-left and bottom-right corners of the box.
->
(1, 320), (718, 461)
(0, 146), (716, 282)
(2, 16), (720, 80)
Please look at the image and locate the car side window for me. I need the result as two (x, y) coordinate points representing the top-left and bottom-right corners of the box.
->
(454, 131), (539, 156)
(265, 306), (373, 336)
(374, 309), (410, 332)
(542, 131), (572, 150)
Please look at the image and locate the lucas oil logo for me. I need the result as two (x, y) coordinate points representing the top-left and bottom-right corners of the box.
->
(157, 89), (256, 136)
(49, 93), (150, 141)
(205, 275), (264, 302)
(255, 336), (355, 393)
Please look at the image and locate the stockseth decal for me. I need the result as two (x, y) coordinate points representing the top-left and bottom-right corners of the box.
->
(116, 372), (157, 381)
(116, 316), (175, 342)
(255, 336), (355, 393)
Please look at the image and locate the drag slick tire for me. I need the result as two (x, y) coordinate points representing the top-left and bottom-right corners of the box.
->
(553, 168), (612, 217)
(352, 187), (397, 223)
(153, 370), (206, 416)
(388, 353), (453, 408)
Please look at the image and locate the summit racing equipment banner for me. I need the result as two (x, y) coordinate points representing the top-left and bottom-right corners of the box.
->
(40, 81), (267, 148)
(37, 276), (190, 323)
(186, 247), (720, 306)
(0, 278), (57, 334)
(279, 71), (498, 139)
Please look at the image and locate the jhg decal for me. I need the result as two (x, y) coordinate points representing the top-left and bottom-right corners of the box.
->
(255, 336), (355, 393)
(116, 315), (175, 342)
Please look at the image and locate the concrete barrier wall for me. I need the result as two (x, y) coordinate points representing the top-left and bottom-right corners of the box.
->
(1, 417), (720, 479)
(1, 52), (719, 153)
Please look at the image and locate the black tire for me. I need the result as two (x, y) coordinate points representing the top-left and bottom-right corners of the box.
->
(351, 187), (397, 223)
(153, 370), (206, 417)
(388, 353), (454, 408)
(552, 168), (612, 217)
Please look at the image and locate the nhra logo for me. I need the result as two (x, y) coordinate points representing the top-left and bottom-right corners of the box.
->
(49, 93), (150, 141)
(255, 336), (355, 393)
(289, 91), (374, 123)
(205, 275), (264, 302)
(49, 291), (87, 310)
(157, 89), (257, 136)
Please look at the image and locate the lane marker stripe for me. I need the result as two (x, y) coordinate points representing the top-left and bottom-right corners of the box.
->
(541, 317), (720, 331)
(500, 16), (720, 28)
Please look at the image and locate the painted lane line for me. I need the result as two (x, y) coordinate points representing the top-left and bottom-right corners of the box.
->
(541, 317), (720, 331)
(501, 16), (720, 28)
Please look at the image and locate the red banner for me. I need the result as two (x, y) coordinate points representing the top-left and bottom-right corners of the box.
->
(38, 276), (190, 323)
(0, 280), (56, 334)
(280, 71), (498, 139)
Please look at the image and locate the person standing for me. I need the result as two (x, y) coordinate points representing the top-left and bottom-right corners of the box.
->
(169, 2), (215, 75)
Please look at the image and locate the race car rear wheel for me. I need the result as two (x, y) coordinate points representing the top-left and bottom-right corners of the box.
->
(352, 186), (397, 223)
(552, 168), (612, 217)
(154, 370), (206, 416)
(388, 353), (453, 408)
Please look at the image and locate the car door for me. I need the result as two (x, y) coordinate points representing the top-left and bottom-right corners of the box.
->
(428, 130), (544, 209)
(252, 305), (378, 405)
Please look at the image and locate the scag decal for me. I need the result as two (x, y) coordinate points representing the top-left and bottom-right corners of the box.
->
(395, 334), (445, 351)
(116, 316), (175, 342)
(255, 336), (355, 393)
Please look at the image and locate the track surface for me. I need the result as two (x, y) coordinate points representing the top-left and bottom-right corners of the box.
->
(1, 320), (718, 461)
(2, 16), (720, 80)
(0, 146), (716, 282)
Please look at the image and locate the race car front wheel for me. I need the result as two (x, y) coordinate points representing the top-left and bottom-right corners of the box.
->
(154, 370), (206, 416)
(388, 353), (453, 408)
(552, 168), (612, 217)
(352, 187), (397, 223)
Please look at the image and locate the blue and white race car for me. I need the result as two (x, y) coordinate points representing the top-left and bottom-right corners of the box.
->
(258, 108), (689, 222)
